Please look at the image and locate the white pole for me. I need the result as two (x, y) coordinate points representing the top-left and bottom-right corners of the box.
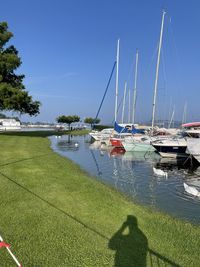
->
(128, 88), (131, 123)
(184, 102), (187, 123)
(168, 97), (172, 128)
(152, 10), (166, 130)
(121, 82), (127, 124)
(132, 49), (139, 124)
(169, 105), (175, 128)
(114, 39), (120, 122)
(182, 102), (187, 125)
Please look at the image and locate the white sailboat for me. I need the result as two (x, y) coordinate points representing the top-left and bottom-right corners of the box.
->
(89, 40), (120, 143)
(89, 128), (114, 141)
(122, 10), (166, 152)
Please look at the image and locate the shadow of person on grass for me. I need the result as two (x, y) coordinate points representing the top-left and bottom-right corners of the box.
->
(109, 215), (148, 267)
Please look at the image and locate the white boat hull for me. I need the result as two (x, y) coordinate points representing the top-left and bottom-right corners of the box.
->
(186, 138), (200, 163)
(159, 152), (188, 158)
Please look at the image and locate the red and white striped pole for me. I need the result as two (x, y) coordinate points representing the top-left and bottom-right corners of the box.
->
(0, 234), (22, 267)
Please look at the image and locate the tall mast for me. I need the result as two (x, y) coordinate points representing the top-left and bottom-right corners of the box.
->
(182, 102), (187, 125)
(132, 49), (139, 124)
(114, 39), (120, 122)
(151, 10), (166, 130)
(128, 88), (131, 123)
(168, 97), (172, 128)
(168, 105), (175, 128)
(121, 82), (127, 124)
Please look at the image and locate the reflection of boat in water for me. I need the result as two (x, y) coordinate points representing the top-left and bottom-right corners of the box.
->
(155, 156), (200, 172)
(56, 140), (80, 151)
(122, 151), (160, 162)
(89, 141), (102, 150)
(109, 147), (126, 156)
(100, 143), (112, 152)
(89, 141), (113, 158)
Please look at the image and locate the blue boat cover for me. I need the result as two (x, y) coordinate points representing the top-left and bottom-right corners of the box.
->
(114, 121), (145, 134)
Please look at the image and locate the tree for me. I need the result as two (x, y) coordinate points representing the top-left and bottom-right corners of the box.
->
(57, 115), (80, 130)
(0, 113), (6, 119)
(0, 22), (40, 115)
(84, 117), (100, 128)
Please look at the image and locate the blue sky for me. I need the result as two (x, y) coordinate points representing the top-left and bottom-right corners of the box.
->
(1, 0), (200, 124)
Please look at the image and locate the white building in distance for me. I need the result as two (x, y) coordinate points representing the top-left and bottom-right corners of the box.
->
(0, 119), (21, 131)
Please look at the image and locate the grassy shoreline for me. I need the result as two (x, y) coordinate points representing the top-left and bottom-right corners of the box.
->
(0, 131), (199, 266)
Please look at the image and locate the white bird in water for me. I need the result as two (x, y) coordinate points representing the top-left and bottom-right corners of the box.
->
(183, 183), (200, 197)
(74, 143), (79, 147)
(153, 167), (168, 177)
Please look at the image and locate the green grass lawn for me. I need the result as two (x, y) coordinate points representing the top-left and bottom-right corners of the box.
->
(0, 131), (199, 266)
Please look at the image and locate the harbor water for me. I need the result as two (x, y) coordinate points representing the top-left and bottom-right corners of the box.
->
(50, 134), (200, 224)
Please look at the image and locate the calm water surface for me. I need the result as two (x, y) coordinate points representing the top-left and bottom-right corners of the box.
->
(50, 135), (200, 224)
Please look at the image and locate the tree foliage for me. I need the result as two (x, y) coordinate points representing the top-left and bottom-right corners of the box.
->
(0, 22), (40, 115)
(84, 117), (100, 127)
(0, 113), (6, 119)
(57, 115), (80, 128)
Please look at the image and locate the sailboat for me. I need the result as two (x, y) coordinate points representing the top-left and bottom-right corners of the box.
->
(111, 42), (145, 148)
(122, 10), (167, 152)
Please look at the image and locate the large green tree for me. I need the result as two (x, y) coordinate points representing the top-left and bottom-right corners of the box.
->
(57, 115), (80, 129)
(84, 117), (100, 128)
(0, 22), (40, 115)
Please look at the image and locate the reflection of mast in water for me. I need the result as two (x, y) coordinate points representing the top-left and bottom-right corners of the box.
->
(124, 151), (158, 206)
(112, 154), (138, 196)
(122, 155), (140, 197)
(113, 156), (119, 188)
(149, 173), (157, 207)
(90, 149), (102, 176)
(143, 154), (159, 207)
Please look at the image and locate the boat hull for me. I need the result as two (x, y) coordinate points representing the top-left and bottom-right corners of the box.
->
(122, 142), (155, 152)
(110, 138), (123, 148)
(186, 138), (200, 163)
(152, 144), (187, 158)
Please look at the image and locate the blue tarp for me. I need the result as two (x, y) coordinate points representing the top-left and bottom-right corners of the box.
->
(114, 121), (145, 134)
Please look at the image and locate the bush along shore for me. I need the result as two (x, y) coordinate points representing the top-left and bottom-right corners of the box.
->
(0, 131), (199, 266)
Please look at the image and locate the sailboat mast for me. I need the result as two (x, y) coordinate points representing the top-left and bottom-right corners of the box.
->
(114, 39), (120, 122)
(128, 88), (131, 123)
(169, 105), (175, 128)
(132, 49), (139, 124)
(182, 102), (187, 125)
(168, 97), (172, 128)
(151, 10), (166, 130)
(121, 82), (127, 124)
